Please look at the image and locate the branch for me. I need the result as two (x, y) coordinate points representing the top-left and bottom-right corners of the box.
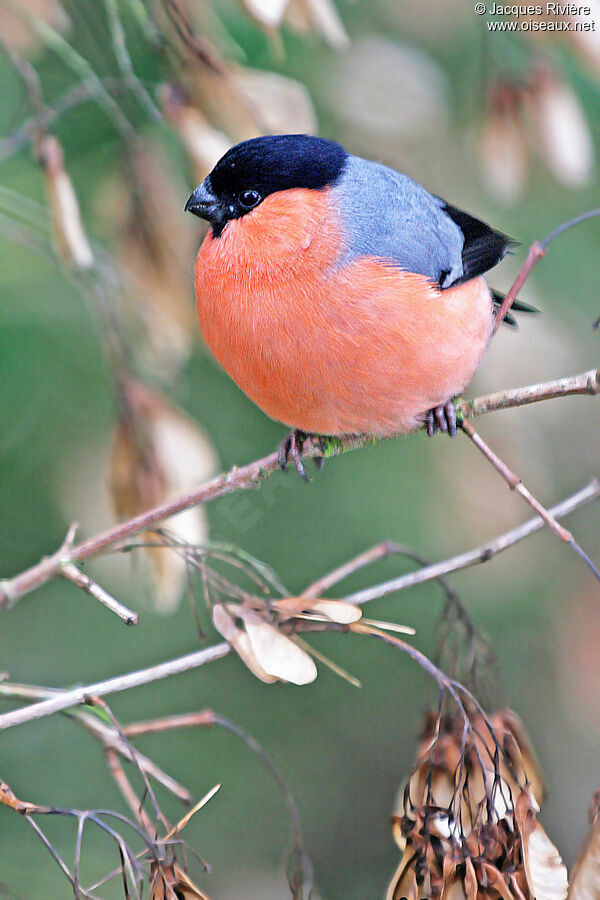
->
(0, 367), (597, 616)
(460, 420), (600, 581)
(0, 643), (230, 730)
(493, 208), (600, 332)
(342, 478), (600, 605)
(1, 478), (598, 731)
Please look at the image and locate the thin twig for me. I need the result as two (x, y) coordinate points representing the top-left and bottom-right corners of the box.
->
(1, 368), (597, 614)
(342, 479), (600, 605)
(1, 481), (597, 731)
(3, 0), (136, 141)
(0, 643), (230, 730)
(61, 563), (138, 625)
(0, 77), (147, 164)
(460, 419), (600, 581)
(104, 0), (162, 121)
(493, 208), (600, 332)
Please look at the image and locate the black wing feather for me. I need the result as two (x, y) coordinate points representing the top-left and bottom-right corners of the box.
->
(490, 289), (540, 329)
(441, 202), (518, 288)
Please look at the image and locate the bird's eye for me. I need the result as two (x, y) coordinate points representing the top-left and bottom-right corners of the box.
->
(239, 189), (261, 209)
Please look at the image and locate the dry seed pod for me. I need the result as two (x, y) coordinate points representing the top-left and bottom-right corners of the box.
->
(528, 67), (594, 188)
(242, 0), (290, 29)
(236, 606), (317, 684)
(479, 83), (529, 205)
(212, 603), (277, 683)
(388, 708), (561, 900)
(229, 67), (317, 135)
(161, 83), (231, 184)
(101, 143), (200, 375)
(293, 0), (349, 49)
(213, 602), (317, 684)
(273, 595), (362, 624)
(109, 382), (218, 613)
(38, 134), (94, 270)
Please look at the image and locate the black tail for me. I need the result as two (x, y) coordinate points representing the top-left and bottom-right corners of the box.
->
(491, 289), (539, 329)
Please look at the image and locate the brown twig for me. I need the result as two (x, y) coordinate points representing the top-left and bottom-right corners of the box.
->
(0, 367), (597, 616)
(0, 643), (230, 730)
(61, 563), (139, 625)
(1, 478), (598, 731)
(493, 208), (600, 333)
(460, 419), (600, 581)
(341, 478), (599, 605)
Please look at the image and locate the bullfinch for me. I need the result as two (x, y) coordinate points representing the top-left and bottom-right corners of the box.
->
(186, 134), (524, 478)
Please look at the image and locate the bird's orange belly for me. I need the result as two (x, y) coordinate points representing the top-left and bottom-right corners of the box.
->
(196, 252), (494, 437)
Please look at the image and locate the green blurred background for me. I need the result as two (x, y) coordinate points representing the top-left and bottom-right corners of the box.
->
(1, 0), (599, 896)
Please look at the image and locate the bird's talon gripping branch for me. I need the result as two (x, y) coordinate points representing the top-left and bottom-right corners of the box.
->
(426, 401), (457, 438)
(278, 429), (310, 481)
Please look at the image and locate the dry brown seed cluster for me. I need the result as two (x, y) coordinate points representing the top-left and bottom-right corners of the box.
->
(387, 708), (567, 900)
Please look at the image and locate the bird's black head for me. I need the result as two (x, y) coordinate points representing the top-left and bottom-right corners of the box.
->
(185, 134), (347, 236)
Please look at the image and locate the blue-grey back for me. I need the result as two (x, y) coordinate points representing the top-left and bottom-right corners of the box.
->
(331, 156), (505, 289)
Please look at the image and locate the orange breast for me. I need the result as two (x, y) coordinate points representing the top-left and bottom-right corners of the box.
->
(194, 188), (494, 436)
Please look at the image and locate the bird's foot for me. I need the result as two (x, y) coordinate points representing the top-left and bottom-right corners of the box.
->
(425, 400), (457, 438)
(278, 430), (324, 480)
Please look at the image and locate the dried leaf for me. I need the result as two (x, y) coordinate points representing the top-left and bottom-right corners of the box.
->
(165, 785), (221, 840)
(492, 708), (546, 806)
(516, 789), (568, 900)
(440, 878), (468, 900)
(38, 134), (94, 270)
(361, 618), (415, 635)
(311, 599), (362, 624)
(100, 143), (200, 374)
(481, 862), (515, 900)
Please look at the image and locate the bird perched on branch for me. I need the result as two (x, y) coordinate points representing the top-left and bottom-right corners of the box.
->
(186, 134), (526, 478)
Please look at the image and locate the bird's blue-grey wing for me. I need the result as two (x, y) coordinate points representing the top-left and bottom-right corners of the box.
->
(331, 156), (515, 289)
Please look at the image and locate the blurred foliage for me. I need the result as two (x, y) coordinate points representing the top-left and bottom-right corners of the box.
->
(1, 0), (600, 897)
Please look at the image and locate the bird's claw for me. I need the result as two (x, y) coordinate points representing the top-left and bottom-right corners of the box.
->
(278, 430), (325, 480)
(278, 429), (310, 480)
(425, 400), (457, 438)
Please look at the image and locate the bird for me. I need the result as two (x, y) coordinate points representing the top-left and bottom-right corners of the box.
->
(185, 133), (527, 478)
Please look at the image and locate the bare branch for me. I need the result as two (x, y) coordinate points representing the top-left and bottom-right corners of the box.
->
(1, 367), (597, 615)
(1, 479), (598, 731)
(61, 564), (139, 625)
(493, 209), (600, 332)
(460, 420), (600, 581)
(342, 479), (600, 605)
(0, 643), (230, 730)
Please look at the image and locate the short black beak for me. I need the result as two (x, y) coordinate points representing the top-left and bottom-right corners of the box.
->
(185, 181), (221, 223)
